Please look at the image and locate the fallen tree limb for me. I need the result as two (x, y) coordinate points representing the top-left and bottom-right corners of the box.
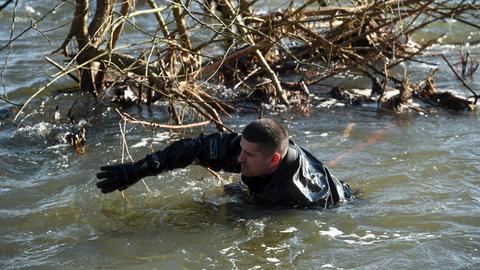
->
(115, 109), (212, 129)
(441, 55), (479, 104)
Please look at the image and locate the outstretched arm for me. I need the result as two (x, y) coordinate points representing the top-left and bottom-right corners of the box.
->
(96, 132), (241, 193)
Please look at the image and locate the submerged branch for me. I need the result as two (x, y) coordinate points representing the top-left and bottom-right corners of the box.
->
(441, 55), (479, 104)
(12, 0), (480, 136)
(115, 109), (212, 129)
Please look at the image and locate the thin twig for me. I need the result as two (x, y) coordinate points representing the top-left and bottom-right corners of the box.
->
(115, 109), (212, 129)
(441, 54), (479, 104)
(118, 119), (152, 193)
(44, 56), (80, 83)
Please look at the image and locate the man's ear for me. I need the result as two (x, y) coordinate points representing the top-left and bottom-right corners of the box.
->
(270, 152), (282, 166)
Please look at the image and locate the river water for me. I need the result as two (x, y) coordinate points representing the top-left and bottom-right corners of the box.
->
(1, 1), (480, 269)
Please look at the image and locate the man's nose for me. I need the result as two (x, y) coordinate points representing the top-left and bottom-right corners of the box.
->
(237, 151), (245, 162)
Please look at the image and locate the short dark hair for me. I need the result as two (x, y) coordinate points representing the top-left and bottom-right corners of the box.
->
(242, 118), (289, 157)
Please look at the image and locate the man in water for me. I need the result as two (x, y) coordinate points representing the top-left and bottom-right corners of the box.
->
(96, 118), (351, 208)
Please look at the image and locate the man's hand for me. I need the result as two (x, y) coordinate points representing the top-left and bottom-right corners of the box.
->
(96, 153), (166, 193)
(96, 162), (143, 193)
(97, 151), (166, 193)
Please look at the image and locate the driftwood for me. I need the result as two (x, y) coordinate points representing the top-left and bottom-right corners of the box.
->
(330, 75), (416, 113)
(3, 0), (479, 156)
(115, 109), (213, 130)
(415, 69), (475, 111)
(330, 87), (373, 105)
(7, 0), (478, 145)
(380, 78), (413, 112)
(442, 55), (479, 105)
(329, 68), (477, 113)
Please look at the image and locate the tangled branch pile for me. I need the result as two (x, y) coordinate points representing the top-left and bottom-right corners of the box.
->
(51, 0), (479, 130)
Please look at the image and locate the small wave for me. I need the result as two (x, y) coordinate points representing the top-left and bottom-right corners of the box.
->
(319, 226), (344, 238)
(319, 228), (440, 247)
(131, 132), (171, 148)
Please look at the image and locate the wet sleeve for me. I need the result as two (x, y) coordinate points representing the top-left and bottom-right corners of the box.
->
(146, 132), (241, 174)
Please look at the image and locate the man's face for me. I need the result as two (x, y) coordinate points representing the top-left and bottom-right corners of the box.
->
(237, 137), (275, 177)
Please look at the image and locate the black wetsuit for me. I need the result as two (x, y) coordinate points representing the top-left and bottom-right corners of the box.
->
(146, 132), (351, 208)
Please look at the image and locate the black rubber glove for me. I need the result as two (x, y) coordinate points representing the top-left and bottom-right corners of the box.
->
(96, 153), (165, 193)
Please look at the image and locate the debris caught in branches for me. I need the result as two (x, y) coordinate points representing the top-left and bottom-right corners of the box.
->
(6, 0), (480, 154)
